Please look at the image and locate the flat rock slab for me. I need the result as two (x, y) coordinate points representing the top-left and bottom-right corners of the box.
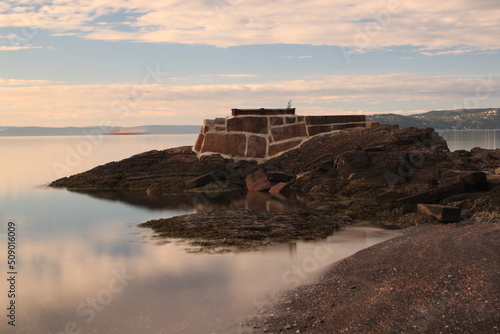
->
(139, 209), (351, 251)
(417, 203), (461, 222)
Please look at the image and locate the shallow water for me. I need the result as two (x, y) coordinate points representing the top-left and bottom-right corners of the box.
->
(1, 130), (494, 333)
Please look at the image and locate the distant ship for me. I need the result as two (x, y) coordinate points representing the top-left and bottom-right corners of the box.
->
(105, 128), (148, 135)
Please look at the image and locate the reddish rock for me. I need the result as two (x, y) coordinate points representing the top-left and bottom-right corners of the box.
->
(269, 182), (291, 195)
(246, 136), (267, 158)
(308, 125), (333, 136)
(285, 117), (296, 124)
(269, 139), (303, 156)
(417, 204), (461, 222)
(270, 117), (284, 126)
(227, 117), (268, 134)
(368, 121), (380, 127)
(201, 133), (246, 156)
(271, 123), (307, 142)
(245, 169), (272, 191)
(194, 133), (205, 152)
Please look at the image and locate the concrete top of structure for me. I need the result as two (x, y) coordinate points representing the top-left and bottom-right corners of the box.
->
(231, 108), (296, 116)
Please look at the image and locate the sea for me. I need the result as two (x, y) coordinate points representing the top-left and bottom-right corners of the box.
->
(0, 130), (497, 333)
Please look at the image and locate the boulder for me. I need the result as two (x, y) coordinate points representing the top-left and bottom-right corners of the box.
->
(245, 169), (272, 192)
(184, 169), (229, 189)
(417, 204), (461, 222)
(269, 182), (291, 195)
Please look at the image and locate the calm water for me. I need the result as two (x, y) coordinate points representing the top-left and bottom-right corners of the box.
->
(438, 129), (499, 151)
(0, 134), (397, 334)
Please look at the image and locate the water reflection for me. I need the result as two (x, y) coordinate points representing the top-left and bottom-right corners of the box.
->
(2, 223), (397, 334)
(65, 188), (312, 213)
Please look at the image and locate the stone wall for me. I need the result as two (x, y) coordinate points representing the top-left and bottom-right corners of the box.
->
(193, 113), (372, 162)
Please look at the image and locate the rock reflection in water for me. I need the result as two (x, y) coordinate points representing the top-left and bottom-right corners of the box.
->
(67, 188), (311, 213)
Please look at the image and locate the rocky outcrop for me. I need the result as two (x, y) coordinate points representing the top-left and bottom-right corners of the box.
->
(50, 124), (499, 226)
(139, 209), (351, 251)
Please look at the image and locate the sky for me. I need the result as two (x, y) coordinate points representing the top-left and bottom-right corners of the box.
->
(0, 0), (499, 127)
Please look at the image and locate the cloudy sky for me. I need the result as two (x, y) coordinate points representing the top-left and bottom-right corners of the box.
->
(1, 0), (499, 127)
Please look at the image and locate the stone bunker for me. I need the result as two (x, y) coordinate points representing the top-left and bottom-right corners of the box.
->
(193, 108), (373, 161)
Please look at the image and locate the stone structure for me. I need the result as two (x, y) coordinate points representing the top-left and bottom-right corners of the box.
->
(193, 108), (371, 162)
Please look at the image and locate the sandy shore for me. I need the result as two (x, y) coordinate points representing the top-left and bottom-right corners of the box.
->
(243, 221), (500, 333)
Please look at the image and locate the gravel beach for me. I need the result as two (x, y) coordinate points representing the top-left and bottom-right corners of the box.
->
(245, 221), (500, 334)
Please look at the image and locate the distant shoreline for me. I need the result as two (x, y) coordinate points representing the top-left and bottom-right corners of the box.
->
(0, 125), (200, 136)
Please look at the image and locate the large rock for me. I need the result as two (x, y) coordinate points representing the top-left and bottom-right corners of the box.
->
(245, 169), (272, 192)
(269, 139), (302, 156)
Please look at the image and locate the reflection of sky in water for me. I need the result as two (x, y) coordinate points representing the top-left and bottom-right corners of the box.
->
(1, 134), (400, 333)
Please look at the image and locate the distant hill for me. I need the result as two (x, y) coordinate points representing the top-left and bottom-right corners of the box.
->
(368, 108), (500, 130)
(0, 125), (200, 136)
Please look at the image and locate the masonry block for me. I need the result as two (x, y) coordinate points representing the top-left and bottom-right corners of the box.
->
(331, 122), (367, 131)
(306, 115), (366, 125)
(270, 117), (284, 126)
(227, 117), (268, 134)
(201, 133), (246, 156)
(269, 139), (303, 156)
(417, 204), (461, 222)
(271, 123), (307, 142)
(194, 133), (205, 152)
(246, 135), (267, 158)
(308, 125), (333, 136)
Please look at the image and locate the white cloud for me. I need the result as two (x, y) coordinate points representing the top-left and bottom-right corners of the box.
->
(0, 45), (42, 51)
(0, 77), (62, 85)
(1, 73), (498, 126)
(0, 0), (498, 52)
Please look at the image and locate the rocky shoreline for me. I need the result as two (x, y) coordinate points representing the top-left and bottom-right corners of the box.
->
(49, 124), (499, 332)
(50, 125), (500, 227)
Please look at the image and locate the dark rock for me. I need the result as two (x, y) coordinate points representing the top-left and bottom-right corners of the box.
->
(267, 171), (293, 182)
(245, 169), (272, 192)
(184, 169), (229, 189)
(146, 183), (162, 198)
(417, 203), (461, 222)
(396, 182), (467, 213)
(139, 209), (351, 251)
(334, 150), (372, 180)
